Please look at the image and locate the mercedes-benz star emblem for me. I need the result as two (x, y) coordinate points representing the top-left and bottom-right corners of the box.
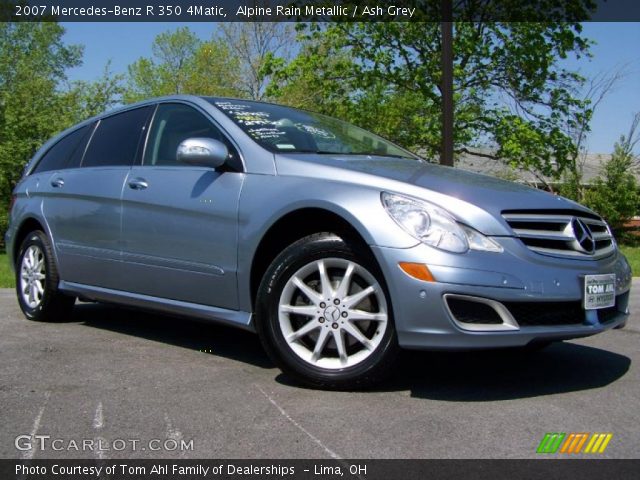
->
(324, 306), (341, 323)
(570, 218), (595, 254)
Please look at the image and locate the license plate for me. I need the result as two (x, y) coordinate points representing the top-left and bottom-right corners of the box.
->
(584, 274), (616, 310)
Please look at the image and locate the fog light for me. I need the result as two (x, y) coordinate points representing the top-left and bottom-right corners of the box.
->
(398, 262), (435, 282)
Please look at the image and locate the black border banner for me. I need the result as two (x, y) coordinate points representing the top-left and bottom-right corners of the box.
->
(2, 0), (640, 22)
(3, 459), (640, 480)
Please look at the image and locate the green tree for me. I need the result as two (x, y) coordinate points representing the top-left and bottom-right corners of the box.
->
(64, 61), (126, 122)
(269, 15), (592, 175)
(265, 35), (356, 113)
(125, 27), (241, 102)
(0, 22), (82, 237)
(584, 113), (640, 234)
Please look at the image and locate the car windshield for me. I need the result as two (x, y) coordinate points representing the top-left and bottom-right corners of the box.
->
(207, 98), (418, 159)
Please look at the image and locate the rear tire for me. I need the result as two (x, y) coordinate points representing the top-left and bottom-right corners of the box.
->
(16, 231), (75, 322)
(255, 233), (399, 390)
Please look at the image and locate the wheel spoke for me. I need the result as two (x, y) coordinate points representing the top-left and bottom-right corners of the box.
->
(343, 285), (375, 309)
(28, 285), (36, 305)
(332, 330), (348, 365)
(24, 249), (32, 269)
(292, 276), (322, 304)
(35, 281), (44, 295)
(343, 322), (373, 350)
(280, 304), (317, 317)
(286, 319), (320, 342)
(317, 260), (333, 298)
(310, 328), (330, 362)
(334, 262), (354, 300)
(349, 310), (388, 323)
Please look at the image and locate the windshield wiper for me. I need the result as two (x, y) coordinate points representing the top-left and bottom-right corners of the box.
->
(293, 150), (415, 160)
(341, 152), (414, 159)
(294, 150), (339, 154)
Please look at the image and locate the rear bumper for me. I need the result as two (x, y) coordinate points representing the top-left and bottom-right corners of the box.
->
(371, 240), (632, 350)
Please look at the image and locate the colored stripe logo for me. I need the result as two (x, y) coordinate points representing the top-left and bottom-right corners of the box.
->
(537, 433), (613, 454)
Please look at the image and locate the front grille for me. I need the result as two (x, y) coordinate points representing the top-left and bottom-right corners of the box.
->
(502, 210), (615, 259)
(503, 301), (585, 326)
(447, 298), (503, 324)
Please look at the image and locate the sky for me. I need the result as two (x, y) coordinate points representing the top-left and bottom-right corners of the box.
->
(62, 22), (640, 154)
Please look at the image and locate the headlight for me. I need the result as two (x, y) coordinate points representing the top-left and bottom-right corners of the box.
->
(460, 225), (503, 253)
(381, 192), (503, 253)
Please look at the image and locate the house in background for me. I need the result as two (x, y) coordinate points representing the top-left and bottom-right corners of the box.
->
(456, 150), (640, 189)
(455, 150), (640, 226)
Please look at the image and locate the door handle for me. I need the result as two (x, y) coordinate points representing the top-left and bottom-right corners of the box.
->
(127, 178), (148, 190)
(50, 178), (64, 188)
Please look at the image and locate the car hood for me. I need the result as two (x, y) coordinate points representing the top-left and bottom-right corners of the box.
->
(276, 154), (593, 233)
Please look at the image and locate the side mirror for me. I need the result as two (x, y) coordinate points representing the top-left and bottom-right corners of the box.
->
(176, 137), (228, 168)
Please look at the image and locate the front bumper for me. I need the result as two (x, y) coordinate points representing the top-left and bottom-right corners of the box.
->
(371, 238), (632, 350)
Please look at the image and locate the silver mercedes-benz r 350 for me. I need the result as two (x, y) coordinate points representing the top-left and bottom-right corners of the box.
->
(6, 96), (632, 389)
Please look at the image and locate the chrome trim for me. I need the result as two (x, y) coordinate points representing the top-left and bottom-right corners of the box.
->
(443, 294), (520, 332)
(529, 244), (616, 258)
(512, 229), (574, 240)
(502, 211), (614, 260)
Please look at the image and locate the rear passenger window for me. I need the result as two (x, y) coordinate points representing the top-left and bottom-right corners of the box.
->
(82, 106), (152, 168)
(33, 125), (90, 174)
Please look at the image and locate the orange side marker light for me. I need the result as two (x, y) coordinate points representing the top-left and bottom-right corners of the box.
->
(398, 262), (435, 282)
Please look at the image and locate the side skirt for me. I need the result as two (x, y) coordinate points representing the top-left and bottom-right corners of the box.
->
(58, 281), (255, 332)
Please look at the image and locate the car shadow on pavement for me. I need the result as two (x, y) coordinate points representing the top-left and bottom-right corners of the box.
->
(74, 303), (274, 369)
(73, 303), (631, 399)
(383, 342), (631, 401)
(273, 342), (631, 399)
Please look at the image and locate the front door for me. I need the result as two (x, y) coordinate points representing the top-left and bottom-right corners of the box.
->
(119, 103), (243, 309)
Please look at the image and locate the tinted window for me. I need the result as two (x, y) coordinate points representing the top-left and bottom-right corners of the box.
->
(82, 107), (151, 168)
(33, 125), (91, 174)
(144, 103), (238, 167)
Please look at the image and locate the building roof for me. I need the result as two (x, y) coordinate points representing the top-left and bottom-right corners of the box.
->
(454, 150), (639, 186)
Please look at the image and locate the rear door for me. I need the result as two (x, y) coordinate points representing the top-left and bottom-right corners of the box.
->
(41, 106), (153, 288)
(119, 102), (244, 309)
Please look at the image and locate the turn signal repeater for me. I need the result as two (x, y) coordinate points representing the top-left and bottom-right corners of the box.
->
(398, 262), (435, 282)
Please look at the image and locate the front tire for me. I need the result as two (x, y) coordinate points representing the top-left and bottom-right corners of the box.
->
(16, 231), (75, 322)
(256, 233), (399, 390)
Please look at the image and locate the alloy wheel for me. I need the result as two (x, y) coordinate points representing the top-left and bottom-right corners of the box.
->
(20, 245), (46, 309)
(278, 257), (388, 369)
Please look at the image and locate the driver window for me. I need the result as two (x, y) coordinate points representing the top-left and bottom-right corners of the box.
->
(144, 103), (233, 167)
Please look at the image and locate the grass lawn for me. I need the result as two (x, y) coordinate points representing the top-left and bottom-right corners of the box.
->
(619, 245), (640, 277)
(0, 253), (14, 288)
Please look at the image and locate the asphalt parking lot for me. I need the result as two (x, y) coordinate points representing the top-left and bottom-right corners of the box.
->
(1, 282), (638, 460)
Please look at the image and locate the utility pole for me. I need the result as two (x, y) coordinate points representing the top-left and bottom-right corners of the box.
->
(440, 0), (454, 166)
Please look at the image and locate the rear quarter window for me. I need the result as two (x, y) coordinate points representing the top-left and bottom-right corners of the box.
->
(32, 125), (91, 174)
